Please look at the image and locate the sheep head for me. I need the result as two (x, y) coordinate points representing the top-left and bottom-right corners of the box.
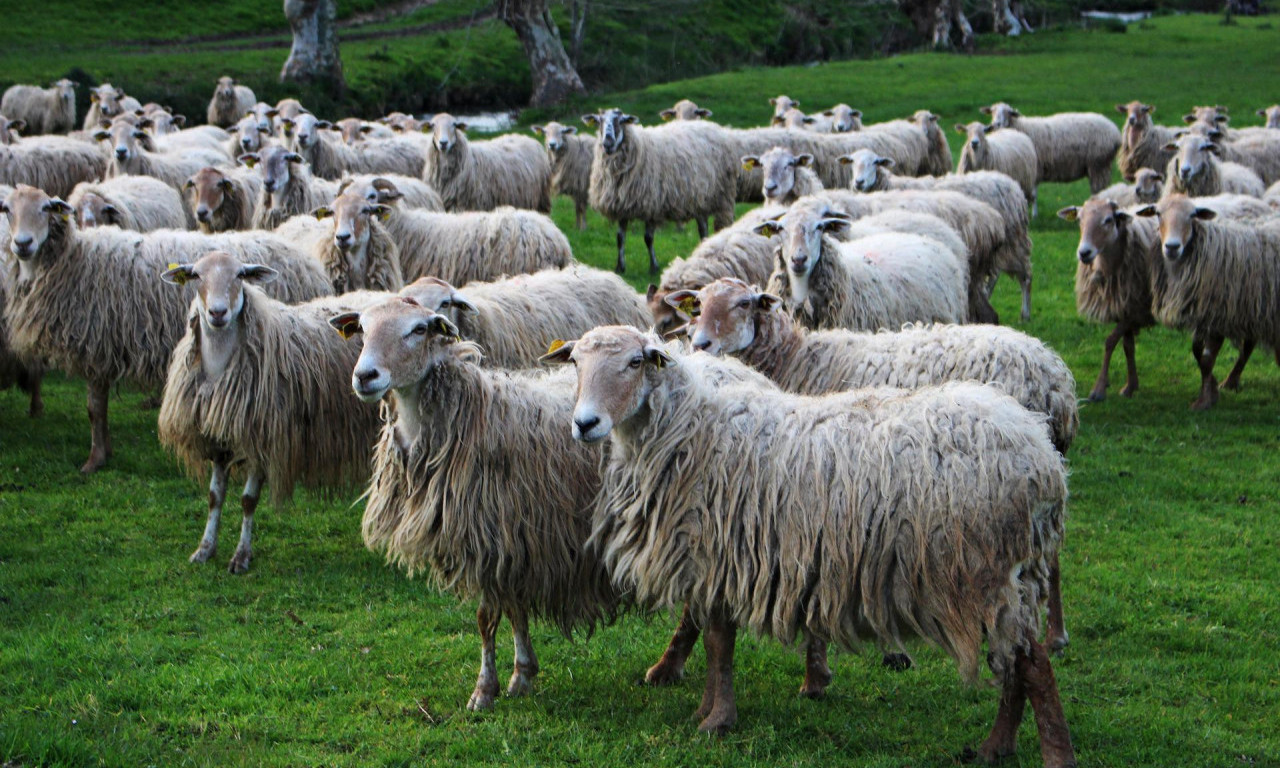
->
(532, 121), (577, 154)
(981, 102), (1019, 128)
(753, 206), (848, 305)
(334, 117), (373, 146)
(73, 191), (121, 229)
(336, 297), (462, 403)
(1057, 198), (1132, 270)
(288, 112), (331, 150)
(425, 113), (469, 154)
(1135, 194), (1216, 262)
(161, 250), (277, 331)
(1165, 134), (1220, 186)
(215, 76), (238, 100)
(400, 276), (479, 321)
(841, 148), (893, 192)
(1134, 168), (1164, 203)
(242, 145), (304, 199)
(232, 114), (267, 153)
(772, 108), (814, 130)
(1258, 105), (1280, 130)
(769, 95), (800, 119)
(0, 116), (24, 145)
(1, 185), (73, 262)
(582, 108), (637, 156)
(97, 115), (152, 164)
(825, 104), (862, 133)
(659, 99), (712, 122)
(756, 146), (813, 204)
(679, 278), (780, 357)
(315, 191), (389, 254)
(185, 167), (236, 228)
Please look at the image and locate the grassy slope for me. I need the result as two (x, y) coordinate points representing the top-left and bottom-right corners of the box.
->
(3, 13), (1280, 768)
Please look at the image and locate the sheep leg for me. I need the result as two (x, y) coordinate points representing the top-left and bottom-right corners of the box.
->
(696, 217), (709, 239)
(19, 367), (43, 417)
(467, 600), (502, 711)
(1221, 338), (1255, 392)
(228, 471), (262, 574)
(1018, 270), (1033, 323)
(798, 635), (832, 698)
(1045, 551), (1069, 653)
(1191, 333), (1223, 411)
(695, 610), (738, 735)
(972, 654), (1027, 762)
(1030, 187), (1039, 218)
(1019, 632), (1077, 768)
(1088, 162), (1111, 195)
(190, 459), (230, 564)
(645, 603), (700, 686)
(615, 219), (629, 274)
(506, 607), (539, 697)
(644, 222), (659, 274)
(81, 379), (112, 474)
(1119, 329), (1139, 398)
(574, 199), (587, 231)
(1088, 325), (1126, 402)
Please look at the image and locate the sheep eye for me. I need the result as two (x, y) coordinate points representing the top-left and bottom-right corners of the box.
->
(628, 356), (644, 368)
(411, 324), (428, 336)
(736, 299), (752, 309)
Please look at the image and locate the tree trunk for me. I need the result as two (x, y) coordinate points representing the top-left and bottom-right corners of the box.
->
(993, 0), (1033, 35)
(281, 0), (346, 93)
(899, 0), (973, 50)
(498, 0), (586, 107)
(568, 0), (589, 67)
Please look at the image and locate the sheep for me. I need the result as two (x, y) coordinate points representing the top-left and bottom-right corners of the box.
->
(547, 325), (1076, 768)
(1182, 125), (1280, 186)
(0, 248), (44, 417)
(742, 145), (822, 207)
(206, 77), (257, 129)
(531, 121), (595, 230)
(82, 84), (142, 132)
(659, 99), (713, 122)
(0, 135), (109, 199)
(769, 95), (801, 120)
(332, 297), (623, 711)
(1137, 195), (1280, 410)
(983, 101), (1120, 199)
(725, 126), (917, 201)
(158, 251), (383, 574)
(422, 113), (552, 214)
(1181, 105), (1279, 143)
(96, 116), (229, 192)
(1161, 135), (1266, 198)
(184, 166), (262, 233)
(1115, 102), (1179, 182)
(0, 184), (333, 472)
(400, 268), (651, 369)
(286, 113), (427, 181)
(807, 104), (861, 134)
(142, 108), (186, 136)
(2, 80), (76, 135)
(247, 103), (276, 134)
(379, 111), (424, 134)
(332, 117), (394, 145)
(337, 173), (444, 211)
(773, 107), (817, 131)
(648, 206), (786, 336)
(1093, 168), (1164, 208)
(0, 116), (24, 146)
(272, 98), (308, 135)
(227, 114), (273, 157)
(309, 190), (405, 293)
(68, 175), (192, 232)
(955, 121), (1039, 211)
(759, 204), (968, 331)
(856, 116), (938, 178)
(1258, 105), (1280, 130)
(149, 120), (232, 159)
(240, 146), (340, 230)
(584, 108), (737, 273)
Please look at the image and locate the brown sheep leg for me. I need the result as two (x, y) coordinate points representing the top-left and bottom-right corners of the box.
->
(695, 610), (737, 735)
(1018, 270), (1033, 323)
(19, 367), (43, 417)
(506, 607), (540, 697)
(574, 199), (587, 231)
(646, 603), (700, 685)
(190, 458), (230, 564)
(1221, 338), (1255, 392)
(644, 222), (659, 274)
(228, 471), (263, 574)
(798, 635), (832, 698)
(81, 379), (112, 474)
(1020, 633), (1077, 768)
(882, 650), (913, 672)
(1191, 333), (1224, 411)
(696, 217), (709, 239)
(1119, 329), (1139, 397)
(615, 219), (629, 274)
(1089, 324), (1126, 402)
(1087, 162), (1111, 195)
(973, 654), (1027, 762)
(467, 600), (502, 711)
(1045, 551), (1069, 652)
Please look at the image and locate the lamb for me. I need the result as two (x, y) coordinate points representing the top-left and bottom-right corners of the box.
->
(548, 325), (1076, 768)
(206, 77), (257, 129)
(185, 166), (263, 233)
(0, 244), (43, 417)
(659, 99), (713, 121)
(423, 113), (552, 213)
(955, 121), (1039, 210)
(0, 135), (109, 199)
(333, 297), (623, 711)
(399, 268), (651, 369)
(286, 113), (426, 181)
(68, 175), (192, 232)
(240, 146), (340, 230)
(584, 108), (737, 273)
(1115, 102), (1179, 182)
(158, 251), (383, 574)
(337, 173), (443, 211)
(309, 190), (405, 293)
(2, 80), (76, 135)
(1161, 135), (1265, 198)
(1093, 168), (1164, 207)
(1137, 195), (1280, 410)
(1257, 105), (1280, 130)
(0, 184), (333, 472)
(759, 204), (968, 331)
(983, 101), (1120, 199)
(531, 121), (595, 229)
(97, 116), (229, 192)
(82, 84), (142, 132)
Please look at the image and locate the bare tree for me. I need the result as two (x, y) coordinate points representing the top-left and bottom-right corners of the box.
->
(498, 0), (586, 107)
(567, 0), (589, 67)
(899, 0), (974, 50)
(993, 0), (1033, 35)
(281, 0), (346, 93)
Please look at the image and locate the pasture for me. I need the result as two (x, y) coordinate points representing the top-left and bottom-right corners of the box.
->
(2, 12), (1279, 767)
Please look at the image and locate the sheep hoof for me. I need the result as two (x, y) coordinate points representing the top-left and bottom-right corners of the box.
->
(1119, 384), (1137, 398)
(882, 652), (913, 672)
(506, 672), (533, 697)
(1190, 393), (1218, 411)
(189, 544), (217, 564)
(1048, 631), (1070, 654)
(961, 742), (1016, 764)
(1086, 388), (1107, 403)
(27, 403), (44, 418)
(80, 454), (107, 474)
(697, 709), (737, 736)
(644, 661), (686, 686)
(467, 689), (496, 711)
(1222, 376), (1242, 392)
(228, 548), (252, 574)
(797, 680), (827, 699)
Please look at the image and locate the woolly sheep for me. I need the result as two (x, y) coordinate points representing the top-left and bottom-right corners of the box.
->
(659, 99), (713, 122)
(185, 166), (263, 233)
(379, 111), (424, 134)
(1182, 105), (1279, 143)
(531, 121), (595, 230)
(286, 113), (426, 181)
(1115, 102), (1179, 182)
(83, 83), (142, 132)
(1137, 195), (1280, 410)
(759, 205), (968, 331)
(1258, 105), (1280, 130)
(271, 98), (309, 135)
(158, 251), (382, 573)
(400, 268), (651, 369)
(332, 117), (394, 145)
(206, 77), (256, 129)
(96, 116), (229, 192)
(769, 95), (801, 120)
(240, 146), (340, 230)
(983, 101), (1120, 204)
(773, 107), (816, 131)
(548, 325), (1075, 768)
(0, 135), (109, 199)
(337, 173), (444, 211)
(309, 190), (405, 293)
(1183, 125), (1280, 186)
(68, 175), (191, 232)
(422, 113), (551, 215)
(808, 104), (861, 134)
(742, 145), (821, 207)
(1161, 135), (1265, 198)
(228, 114), (273, 157)
(2, 80), (76, 135)
(0, 241), (44, 417)
(585, 108), (737, 273)
(1093, 168), (1164, 208)
(0, 184), (333, 472)
(955, 122), (1039, 210)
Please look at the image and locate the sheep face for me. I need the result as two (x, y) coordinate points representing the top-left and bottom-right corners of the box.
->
(242, 146), (303, 199)
(90, 84), (129, 118)
(334, 117), (372, 146)
(338, 298), (460, 403)
(1134, 169), (1164, 203)
(319, 192), (385, 254)
(772, 108), (813, 130)
(843, 148), (892, 192)
(753, 146), (813, 203)
(1259, 105), (1280, 130)
(74, 192), (121, 229)
(1, 186), (73, 262)
(956, 121), (992, 161)
(910, 109), (937, 137)
(1135, 195), (1216, 262)
(645, 284), (684, 339)
(0, 116), (24, 145)
(1183, 105), (1228, 126)
(96, 116), (152, 164)
(754, 211), (847, 305)
(582, 108), (636, 156)
(542, 325), (672, 444)
(769, 95), (799, 119)
(826, 104), (862, 133)
(250, 103), (277, 134)
(399, 276), (478, 321)
(215, 76), (238, 101)
(1167, 135), (1220, 186)
(148, 110), (185, 136)
(426, 113), (469, 154)
(678, 278), (779, 357)
(161, 251), (277, 331)
(532, 121), (577, 154)
(1057, 199), (1131, 269)
(54, 79), (76, 101)
(381, 112), (423, 133)
(185, 167), (235, 226)
(232, 115), (267, 153)
(1116, 101), (1155, 145)
(982, 102), (1019, 128)
(659, 99), (712, 122)
(287, 113), (332, 150)
(337, 176), (404, 206)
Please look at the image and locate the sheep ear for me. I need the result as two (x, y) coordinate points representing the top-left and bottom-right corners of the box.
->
(822, 110), (834, 117)
(48, 198), (73, 219)
(329, 312), (362, 339)
(285, 153), (304, 164)
(771, 115), (785, 126)
(265, 108), (279, 118)
(312, 206), (333, 220)
(1151, 172), (1164, 182)
(753, 220), (783, 237)
(539, 339), (575, 365)
(754, 292), (782, 312)
(372, 204), (393, 222)
(90, 92), (100, 103)
(1134, 205), (1158, 218)
(237, 153), (259, 168)
(161, 263), (197, 286)
(1182, 114), (1196, 124)
(837, 154), (853, 166)
(1258, 108), (1268, 116)
(1205, 139), (1222, 153)
(1010, 108), (1021, 116)
(769, 98), (778, 105)
(695, 108), (712, 118)
(741, 155), (761, 171)
(93, 130), (111, 142)
(876, 157), (895, 168)
(802, 116), (815, 124)
(659, 109), (675, 121)
(982, 124), (995, 134)
(850, 109), (862, 118)
(620, 114), (638, 125)
(663, 290), (699, 318)
(443, 292), (479, 316)
(1056, 206), (1079, 222)
(581, 114), (599, 127)
(979, 105), (993, 115)
(1162, 142), (1178, 152)
(184, 177), (196, 190)
(1114, 210), (1131, 225)
(239, 264), (278, 284)
(101, 204), (120, 224)
(359, 125), (374, 134)
(1115, 104), (1128, 113)
(795, 153), (813, 167)
(315, 120), (332, 129)
(454, 122), (469, 132)
(563, 125), (577, 135)
(219, 178), (234, 191)
(9, 119), (25, 133)
(530, 124), (544, 135)
(818, 217), (849, 235)
(1214, 115), (1229, 124)
(173, 114), (187, 127)
(645, 283), (659, 301)
(953, 124), (967, 134)
(1193, 207), (1217, 221)
(644, 345), (673, 369)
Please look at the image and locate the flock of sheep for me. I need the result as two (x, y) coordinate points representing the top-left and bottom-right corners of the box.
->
(3, 73), (1280, 768)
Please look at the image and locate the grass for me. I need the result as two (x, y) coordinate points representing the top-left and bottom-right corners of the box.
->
(4, 12), (1280, 768)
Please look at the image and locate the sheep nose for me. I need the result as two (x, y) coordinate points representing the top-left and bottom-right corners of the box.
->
(1163, 243), (1181, 258)
(970, 140), (979, 148)
(1077, 247), (1095, 264)
(207, 308), (228, 326)
(335, 232), (352, 247)
(115, 147), (128, 160)
(196, 206), (211, 222)
(574, 415), (600, 435)
(693, 338), (712, 351)
(764, 182), (777, 192)
(355, 368), (381, 389)
(263, 180), (276, 193)
(241, 138), (254, 149)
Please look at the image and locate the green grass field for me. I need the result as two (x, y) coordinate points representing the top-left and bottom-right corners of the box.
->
(3, 13), (1280, 767)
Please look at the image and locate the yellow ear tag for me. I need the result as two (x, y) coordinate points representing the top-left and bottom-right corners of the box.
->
(166, 263), (189, 285)
(546, 339), (566, 355)
(336, 320), (359, 340)
(677, 297), (697, 317)
(741, 161), (754, 171)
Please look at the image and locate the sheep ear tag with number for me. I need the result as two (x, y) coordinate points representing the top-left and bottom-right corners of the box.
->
(546, 339), (566, 355)
(166, 263), (189, 285)
(677, 296), (698, 317)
